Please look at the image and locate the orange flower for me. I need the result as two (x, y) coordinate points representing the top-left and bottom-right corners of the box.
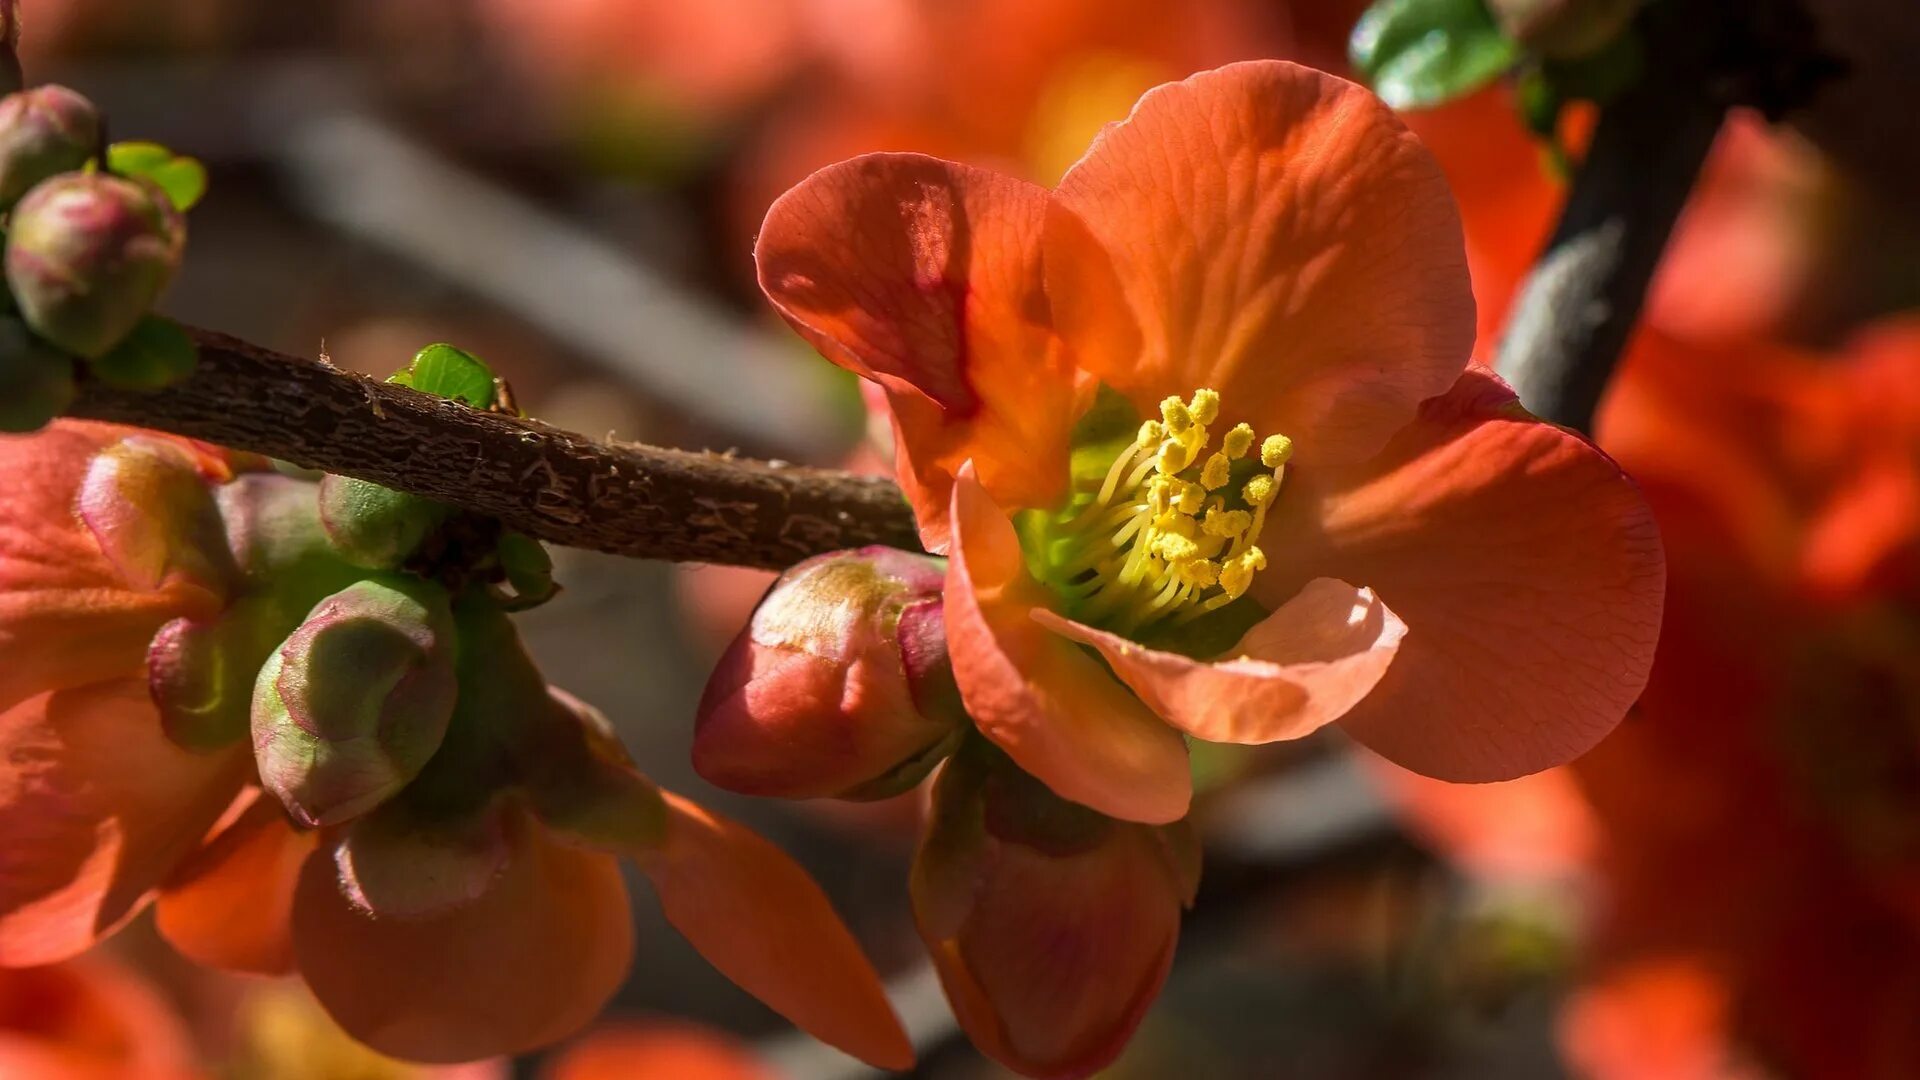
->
(0, 423), (912, 1069)
(0, 956), (199, 1080)
(541, 1020), (775, 1080)
(756, 61), (1665, 825)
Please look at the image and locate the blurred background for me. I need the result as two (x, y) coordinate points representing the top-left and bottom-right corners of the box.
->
(9, 0), (1920, 1077)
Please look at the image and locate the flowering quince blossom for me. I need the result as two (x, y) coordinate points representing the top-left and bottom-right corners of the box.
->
(755, 60), (1666, 826)
(0, 421), (912, 1069)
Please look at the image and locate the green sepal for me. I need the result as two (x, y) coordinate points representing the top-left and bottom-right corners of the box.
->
(90, 314), (197, 390)
(0, 315), (74, 431)
(388, 342), (496, 409)
(1351, 0), (1521, 110)
(106, 140), (207, 212)
(492, 531), (560, 611)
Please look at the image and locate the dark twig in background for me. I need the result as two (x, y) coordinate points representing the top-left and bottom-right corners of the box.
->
(1496, 0), (1839, 431)
(69, 327), (923, 569)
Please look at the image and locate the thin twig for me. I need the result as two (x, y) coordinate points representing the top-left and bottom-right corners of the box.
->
(67, 326), (922, 570)
(1496, 0), (1834, 431)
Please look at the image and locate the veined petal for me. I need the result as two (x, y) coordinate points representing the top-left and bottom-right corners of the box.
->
(155, 790), (314, 975)
(1034, 577), (1404, 746)
(292, 805), (633, 1064)
(757, 153), (1081, 549)
(1261, 368), (1665, 781)
(634, 791), (913, 1072)
(1046, 60), (1472, 465)
(946, 466), (1190, 824)
(0, 679), (248, 966)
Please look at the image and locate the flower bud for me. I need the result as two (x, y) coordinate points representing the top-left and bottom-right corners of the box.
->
(5, 172), (183, 357)
(0, 314), (73, 431)
(332, 796), (511, 917)
(694, 546), (963, 801)
(317, 474), (454, 570)
(0, 86), (101, 209)
(78, 432), (236, 594)
(252, 577), (458, 827)
(911, 741), (1198, 1079)
(1488, 0), (1642, 58)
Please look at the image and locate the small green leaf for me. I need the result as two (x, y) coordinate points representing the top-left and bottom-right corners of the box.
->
(90, 315), (197, 390)
(1351, 0), (1520, 110)
(493, 532), (559, 611)
(106, 141), (208, 212)
(388, 343), (496, 409)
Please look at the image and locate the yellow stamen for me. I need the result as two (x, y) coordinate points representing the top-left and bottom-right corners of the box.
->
(1199, 452), (1231, 491)
(1260, 434), (1294, 468)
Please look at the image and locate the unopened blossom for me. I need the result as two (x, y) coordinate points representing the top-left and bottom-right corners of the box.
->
(0, 422), (913, 1069)
(757, 60), (1664, 825)
(913, 739), (1196, 1078)
(695, 545), (963, 799)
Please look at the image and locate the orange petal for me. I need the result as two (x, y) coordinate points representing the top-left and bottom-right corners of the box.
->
(541, 1021), (776, 1080)
(0, 957), (200, 1080)
(634, 791), (913, 1072)
(292, 804), (633, 1063)
(1035, 577), (1405, 746)
(155, 789), (315, 975)
(912, 752), (1189, 1079)
(0, 679), (248, 966)
(946, 466), (1191, 824)
(1046, 60), (1472, 465)
(1263, 368), (1665, 781)
(756, 153), (1080, 549)
(0, 423), (221, 713)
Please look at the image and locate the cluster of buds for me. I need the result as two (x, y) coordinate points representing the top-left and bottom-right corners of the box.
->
(697, 545), (1201, 1078)
(0, 80), (196, 433)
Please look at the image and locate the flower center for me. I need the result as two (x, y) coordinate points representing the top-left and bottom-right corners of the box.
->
(1040, 388), (1291, 636)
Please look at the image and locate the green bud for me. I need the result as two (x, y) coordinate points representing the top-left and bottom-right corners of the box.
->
(316, 474), (453, 570)
(5, 172), (183, 358)
(252, 577), (458, 827)
(0, 86), (101, 209)
(0, 314), (73, 431)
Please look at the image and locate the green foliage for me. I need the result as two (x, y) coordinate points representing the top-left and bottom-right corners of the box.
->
(106, 140), (207, 212)
(90, 314), (197, 390)
(389, 342), (497, 409)
(494, 531), (560, 611)
(1351, 0), (1521, 109)
(0, 315), (74, 431)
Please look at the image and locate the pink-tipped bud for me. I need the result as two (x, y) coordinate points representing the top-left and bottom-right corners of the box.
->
(911, 742), (1199, 1079)
(252, 577), (458, 827)
(1488, 0), (1642, 58)
(694, 546), (963, 801)
(0, 86), (100, 209)
(5, 172), (183, 357)
(0, 314), (73, 431)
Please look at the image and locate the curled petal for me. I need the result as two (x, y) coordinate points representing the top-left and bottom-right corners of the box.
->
(947, 466), (1190, 824)
(155, 789), (314, 974)
(1263, 368), (1665, 781)
(292, 805), (633, 1064)
(757, 153), (1080, 548)
(1034, 578), (1405, 745)
(634, 792), (913, 1072)
(0, 679), (248, 966)
(1046, 60), (1472, 464)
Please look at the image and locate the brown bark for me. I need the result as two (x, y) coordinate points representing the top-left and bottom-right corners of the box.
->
(67, 326), (922, 570)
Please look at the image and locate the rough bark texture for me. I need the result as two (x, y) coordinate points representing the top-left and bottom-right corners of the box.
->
(68, 327), (923, 569)
(1496, 0), (1836, 431)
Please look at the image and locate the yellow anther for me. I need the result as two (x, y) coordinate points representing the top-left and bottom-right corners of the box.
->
(1188, 389), (1220, 425)
(1156, 438), (1193, 475)
(1154, 532), (1199, 563)
(1136, 419), (1164, 447)
(1203, 507), (1252, 537)
(1160, 396), (1193, 434)
(1179, 558), (1221, 589)
(1200, 452), (1232, 490)
(1243, 474), (1276, 507)
(1222, 423), (1255, 459)
(1218, 547), (1267, 600)
(1175, 481), (1205, 515)
(1260, 434), (1294, 468)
